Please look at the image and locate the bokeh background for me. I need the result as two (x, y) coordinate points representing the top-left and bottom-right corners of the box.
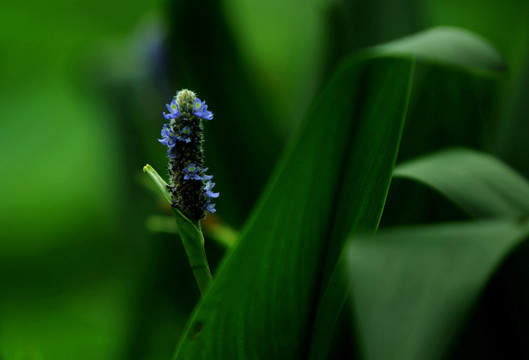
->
(1, 0), (529, 359)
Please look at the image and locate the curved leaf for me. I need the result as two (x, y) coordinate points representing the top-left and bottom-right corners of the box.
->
(309, 27), (507, 359)
(393, 148), (529, 218)
(369, 26), (506, 73)
(345, 220), (529, 360)
(172, 55), (414, 359)
(143, 164), (172, 204)
(172, 27), (507, 360)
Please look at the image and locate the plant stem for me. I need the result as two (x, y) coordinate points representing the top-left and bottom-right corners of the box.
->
(173, 211), (213, 296)
(143, 165), (213, 296)
(191, 263), (213, 296)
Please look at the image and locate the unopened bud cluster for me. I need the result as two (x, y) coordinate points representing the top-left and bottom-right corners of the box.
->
(158, 89), (218, 219)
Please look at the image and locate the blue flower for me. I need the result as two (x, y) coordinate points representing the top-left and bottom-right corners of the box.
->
(204, 180), (219, 198)
(163, 99), (180, 120)
(193, 98), (213, 120)
(183, 163), (203, 180)
(177, 126), (192, 143)
(200, 168), (213, 181)
(203, 200), (216, 213)
(203, 180), (218, 214)
(158, 124), (176, 148)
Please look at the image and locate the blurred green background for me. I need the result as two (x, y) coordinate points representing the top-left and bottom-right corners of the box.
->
(1, 0), (528, 359)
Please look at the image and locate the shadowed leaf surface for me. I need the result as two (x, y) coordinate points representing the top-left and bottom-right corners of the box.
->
(346, 220), (529, 360)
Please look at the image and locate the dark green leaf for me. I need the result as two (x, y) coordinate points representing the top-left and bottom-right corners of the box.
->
(345, 220), (529, 360)
(172, 27), (507, 360)
(309, 27), (507, 359)
(393, 148), (529, 218)
(379, 27), (507, 226)
(172, 54), (414, 359)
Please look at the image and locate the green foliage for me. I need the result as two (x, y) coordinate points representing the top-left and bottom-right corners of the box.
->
(394, 149), (529, 218)
(171, 27), (507, 360)
(143, 165), (213, 295)
(3, 0), (529, 359)
(173, 54), (413, 359)
(346, 220), (529, 360)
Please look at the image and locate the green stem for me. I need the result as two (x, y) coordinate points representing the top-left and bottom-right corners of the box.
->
(192, 264), (213, 296)
(143, 164), (213, 296)
(172, 210), (213, 296)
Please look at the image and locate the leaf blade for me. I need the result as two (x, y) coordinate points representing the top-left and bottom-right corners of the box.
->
(393, 148), (529, 218)
(369, 26), (506, 73)
(173, 55), (415, 360)
(345, 220), (529, 360)
(172, 27), (509, 360)
(309, 26), (508, 359)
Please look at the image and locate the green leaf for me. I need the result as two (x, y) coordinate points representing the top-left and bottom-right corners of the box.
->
(345, 220), (529, 360)
(369, 26), (506, 73)
(172, 27), (506, 360)
(172, 54), (414, 359)
(143, 164), (172, 204)
(377, 27), (508, 227)
(309, 27), (507, 359)
(393, 148), (529, 218)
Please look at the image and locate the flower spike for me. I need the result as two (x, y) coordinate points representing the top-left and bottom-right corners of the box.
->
(158, 89), (219, 219)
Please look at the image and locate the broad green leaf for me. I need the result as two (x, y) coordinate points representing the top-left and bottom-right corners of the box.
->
(448, 231), (529, 359)
(383, 26), (505, 168)
(345, 220), (529, 360)
(309, 28), (507, 359)
(393, 148), (529, 218)
(378, 28), (506, 227)
(172, 27), (506, 360)
(369, 26), (506, 73)
(172, 54), (414, 359)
